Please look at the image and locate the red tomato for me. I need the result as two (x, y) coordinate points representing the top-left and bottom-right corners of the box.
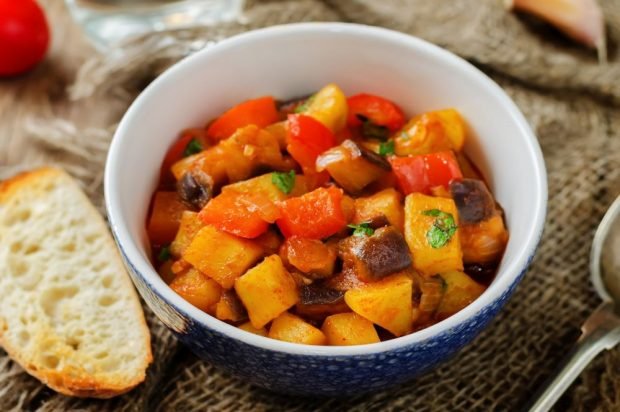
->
(276, 186), (346, 239)
(424, 151), (463, 187)
(390, 155), (426, 194)
(0, 0), (50, 76)
(286, 114), (337, 170)
(199, 191), (274, 239)
(389, 151), (463, 195)
(206, 96), (279, 142)
(347, 94), (406, 132)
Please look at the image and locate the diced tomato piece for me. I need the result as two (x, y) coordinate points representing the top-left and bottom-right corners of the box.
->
(389, 151), (463, 195)
(390, 155), (425, 194)
(347, 94), (406, 132)
(238, 192), (282, 223)
(160, 128), (209, 184)
(286, 114), (337, 171)
(206, 96), (280, 142)
(198, 191), (275, 239)
(147, 192), (188, 245)
(276, 186), (346, 239)
(425, 151), (463, 187)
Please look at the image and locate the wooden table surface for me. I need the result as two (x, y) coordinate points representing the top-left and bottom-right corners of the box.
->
(0, 1), (113, 170)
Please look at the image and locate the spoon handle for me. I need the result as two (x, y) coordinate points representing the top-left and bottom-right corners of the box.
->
(525, 302), (620, 412)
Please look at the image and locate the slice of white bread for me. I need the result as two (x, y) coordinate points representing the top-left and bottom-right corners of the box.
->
(0, 167), (152, 398)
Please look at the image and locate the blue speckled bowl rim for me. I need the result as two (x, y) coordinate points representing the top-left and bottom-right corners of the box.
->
(104, 22), (548, 357)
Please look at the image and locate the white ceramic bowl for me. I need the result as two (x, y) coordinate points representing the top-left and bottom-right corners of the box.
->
(105, 23), (547, 395)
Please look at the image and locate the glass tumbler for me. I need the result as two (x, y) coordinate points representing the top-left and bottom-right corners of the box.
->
(65, 0), (245, 50)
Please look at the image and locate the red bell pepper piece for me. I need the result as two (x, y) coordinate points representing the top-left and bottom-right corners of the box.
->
(147, 191), (188, 245)
(276, 186), (346, 239)
(206, 96), (280, 142)
(347, 93), (406, 132)
(286, 114), (337, 171)
(199, 191), (277, 239)
(389, 151), (463, 195)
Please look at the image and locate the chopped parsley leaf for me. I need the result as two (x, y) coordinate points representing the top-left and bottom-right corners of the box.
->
(183, 138), (203, 157)
(294, 94), (315, 113)
(423, 209), (458, 248)
(158, 245), (171, 262)
(347, 222), (375, 237)
(378, 140), (395, 156)
(272, 170), (296, 194)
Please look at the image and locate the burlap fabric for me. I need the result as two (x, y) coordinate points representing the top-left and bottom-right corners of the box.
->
(1, 0), (619, 410)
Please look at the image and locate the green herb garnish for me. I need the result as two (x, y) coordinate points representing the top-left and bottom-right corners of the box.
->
(357, 115), (389, 140)
(348, 222), (375, 237)
(158, 245), (171, 262)
(294, 94), (315, 113)
(378, 140), (395, 156)
(423, 209), (458, 248)
(183, 138), (203, 157)
(272, 170), (296, 194)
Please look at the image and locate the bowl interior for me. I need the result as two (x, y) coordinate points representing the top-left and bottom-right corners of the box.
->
(106, 23), (546, 354)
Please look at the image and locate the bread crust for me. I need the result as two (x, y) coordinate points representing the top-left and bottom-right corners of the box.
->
(0, 167), (152, 398)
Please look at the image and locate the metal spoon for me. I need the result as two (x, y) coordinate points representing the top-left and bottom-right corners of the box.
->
(526, 195), (620, 412)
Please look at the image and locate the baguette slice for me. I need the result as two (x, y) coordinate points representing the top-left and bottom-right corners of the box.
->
(0, 167), (152, 398)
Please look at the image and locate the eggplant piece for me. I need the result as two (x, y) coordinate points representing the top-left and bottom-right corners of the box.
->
(449, 179), (496, 224)
(357, 143), (391, 171)
(316, 139), (389, 194)
(177, 169), (213, 210)
(464, 262), (498, 285)
(450, 179), (508, 264)
(296, 284), (348, 320)
(338, 226), (412, 282)
(300, 284), (345, 306)
(358, 114), (390, 141)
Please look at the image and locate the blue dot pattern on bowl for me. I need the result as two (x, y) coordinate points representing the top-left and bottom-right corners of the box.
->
(116, 238), (533, 396)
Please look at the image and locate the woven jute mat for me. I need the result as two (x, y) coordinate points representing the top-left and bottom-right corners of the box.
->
(1, 0), (619, 410)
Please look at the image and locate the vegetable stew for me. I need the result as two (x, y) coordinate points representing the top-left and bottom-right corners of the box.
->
(147, 83), (509, 346)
